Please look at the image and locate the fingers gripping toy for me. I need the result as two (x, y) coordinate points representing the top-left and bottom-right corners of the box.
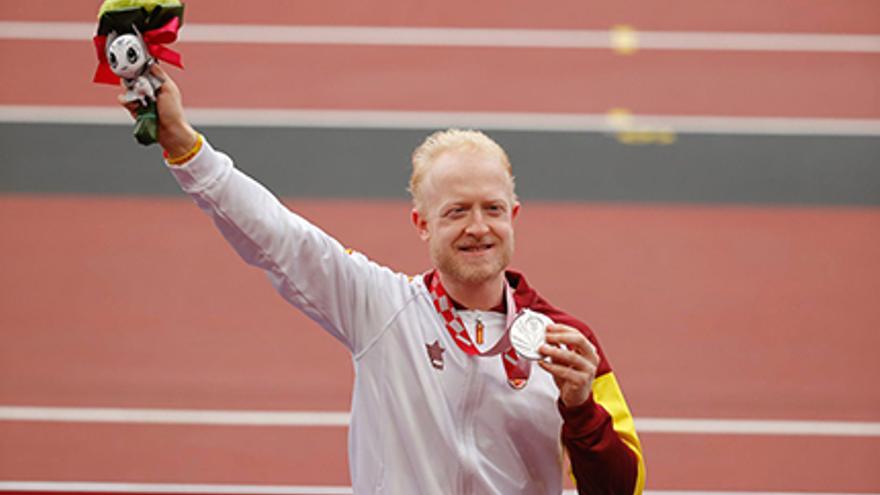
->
(93, 0), (185, 145)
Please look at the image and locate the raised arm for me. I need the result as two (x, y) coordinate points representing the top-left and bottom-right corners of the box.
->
(121, 65), (408, 353)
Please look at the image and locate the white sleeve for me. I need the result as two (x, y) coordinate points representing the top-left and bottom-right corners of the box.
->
(167, 138), (410, 354)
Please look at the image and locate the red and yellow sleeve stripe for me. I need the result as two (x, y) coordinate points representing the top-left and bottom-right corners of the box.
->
(592, 371), (646, 494)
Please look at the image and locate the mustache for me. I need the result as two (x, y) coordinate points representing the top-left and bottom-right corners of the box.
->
(456, 238), (497, 249)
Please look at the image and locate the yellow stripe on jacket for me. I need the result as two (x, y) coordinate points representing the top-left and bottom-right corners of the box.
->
(592, 372), (646, 494)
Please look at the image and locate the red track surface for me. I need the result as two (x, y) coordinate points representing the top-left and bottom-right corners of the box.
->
(2, 1), (880, 492)
(2, 40), (878, 118)
(1, 198), (879, 420)
(3, 0), (880, 33)
(1, 424), (879, 491)
(0, 423), (350, 485)
(1, 197), (879, 490)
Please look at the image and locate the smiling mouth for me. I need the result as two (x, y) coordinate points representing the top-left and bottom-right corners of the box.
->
(458, 244), (494, 253)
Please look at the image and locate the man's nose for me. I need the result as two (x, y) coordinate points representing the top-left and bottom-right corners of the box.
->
(465, 210), (490, 236)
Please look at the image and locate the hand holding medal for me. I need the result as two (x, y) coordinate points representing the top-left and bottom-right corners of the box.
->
(92, 0), (185, 145)
(510, 310), (600, 407)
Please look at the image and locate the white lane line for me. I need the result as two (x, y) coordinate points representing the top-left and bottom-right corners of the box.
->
(636, 417), (880, 437)
(0, 483), (350, 494)
(0, 406), (349, 427)
(0, 483), (877, 495)
(2, 106), (879, 137)
(1, 21), (879, 53)
(2, 406), (879, 437)
(651, 493), (880, 495)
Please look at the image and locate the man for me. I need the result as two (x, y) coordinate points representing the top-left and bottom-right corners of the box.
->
(128, 65), (645, 494)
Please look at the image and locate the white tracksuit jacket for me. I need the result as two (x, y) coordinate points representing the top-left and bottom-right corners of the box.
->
(167, 139), (642, 494)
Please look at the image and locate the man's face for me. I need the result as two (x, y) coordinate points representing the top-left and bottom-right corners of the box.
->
(412, 150), (520, 286)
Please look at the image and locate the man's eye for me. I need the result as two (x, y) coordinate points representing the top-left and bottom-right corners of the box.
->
(446, 207), (465, 217)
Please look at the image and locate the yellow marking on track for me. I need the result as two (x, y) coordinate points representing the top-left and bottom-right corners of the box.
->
(611, 25), (639, 55)
(605, 108), (677, 145)
(617, 129), (677, 145)
(606, 108), (634, 128)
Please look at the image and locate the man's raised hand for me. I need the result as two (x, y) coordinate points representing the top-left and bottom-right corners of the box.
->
(118, 63), (197, 157)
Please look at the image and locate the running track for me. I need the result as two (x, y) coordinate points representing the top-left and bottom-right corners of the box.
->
(1, 0), (879, 493)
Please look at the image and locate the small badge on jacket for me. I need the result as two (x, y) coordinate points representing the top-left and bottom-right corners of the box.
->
(426, 340), (445, 370)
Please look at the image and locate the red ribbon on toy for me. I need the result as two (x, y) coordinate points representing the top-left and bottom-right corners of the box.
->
(92, 16), (184, 85)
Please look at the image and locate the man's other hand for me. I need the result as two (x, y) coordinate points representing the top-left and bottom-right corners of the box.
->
(538, 324), (600, 408)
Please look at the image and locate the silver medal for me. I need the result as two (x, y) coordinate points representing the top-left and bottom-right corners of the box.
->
(509, 309), (554, 360)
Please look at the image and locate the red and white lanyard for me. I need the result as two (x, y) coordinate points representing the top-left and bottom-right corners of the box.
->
(428, 272), (531, 388)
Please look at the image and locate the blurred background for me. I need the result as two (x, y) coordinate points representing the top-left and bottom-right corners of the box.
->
(1, 0), (879, 493)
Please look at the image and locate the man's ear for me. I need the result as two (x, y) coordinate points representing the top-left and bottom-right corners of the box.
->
(511, 201), (521, 221)
(411, 208), (430, 241)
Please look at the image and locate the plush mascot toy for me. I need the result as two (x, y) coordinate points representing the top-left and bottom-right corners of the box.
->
(93, 0), (185, 145)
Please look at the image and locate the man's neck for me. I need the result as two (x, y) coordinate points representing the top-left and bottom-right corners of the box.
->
(438, 271), (505, 311)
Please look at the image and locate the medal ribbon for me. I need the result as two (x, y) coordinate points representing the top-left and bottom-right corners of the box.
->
(92, 16), (184, 85)
(428, 272), (530, 386)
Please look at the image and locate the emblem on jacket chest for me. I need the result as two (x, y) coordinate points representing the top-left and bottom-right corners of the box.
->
(425, 340), (445, 370)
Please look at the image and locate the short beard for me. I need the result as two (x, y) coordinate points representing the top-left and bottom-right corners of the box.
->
(432, 241), (512, 286)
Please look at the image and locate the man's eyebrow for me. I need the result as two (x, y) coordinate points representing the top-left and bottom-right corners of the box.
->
(480, 198), (509, 207)
(441, 200), (469, 209)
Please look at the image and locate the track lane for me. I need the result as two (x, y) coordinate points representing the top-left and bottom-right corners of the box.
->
(2, 0), (879, 33)
(1, 197), (878, 421)
(0, 422), (350, 485)
(1, 422), (879, 491)
(1, 40), (878, 118)
(641, 433), (880, 491)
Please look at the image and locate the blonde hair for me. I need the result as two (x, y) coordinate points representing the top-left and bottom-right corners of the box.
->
(409, 129), (515, 212)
